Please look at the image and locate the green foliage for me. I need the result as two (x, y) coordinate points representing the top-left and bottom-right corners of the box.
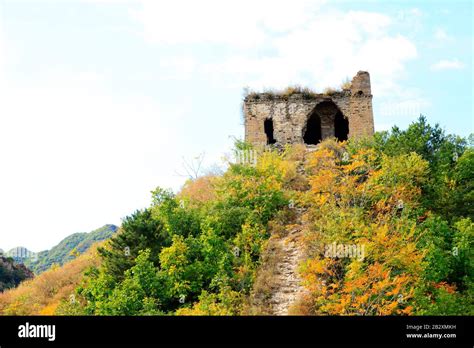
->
(64, 143), (294, 316)
(55, 298), (87, 315)
(416, 217), (455, 283)
(101, 250), (163, 316)
(452, 219), (474, 289)
(56, 118), (472, 316)
(360, 115), (470, 220)
(98, 210), (168, 281)
(413, 281), (473, 315)
(151, 188), (202, 238)
(372, 116), (465, 166)
(79, 250), (164, 315)
(447, 149), (474, 219)
(176, 285), (244, 315)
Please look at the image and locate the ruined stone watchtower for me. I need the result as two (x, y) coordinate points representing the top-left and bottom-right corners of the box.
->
(244, 71), (374, 146)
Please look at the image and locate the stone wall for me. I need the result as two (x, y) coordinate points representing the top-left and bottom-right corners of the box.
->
(244, 71), (374, 147)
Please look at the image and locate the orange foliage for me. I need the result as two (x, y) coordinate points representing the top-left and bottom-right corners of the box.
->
(299, 140), (428, 316)
(177, 175), (218, 207)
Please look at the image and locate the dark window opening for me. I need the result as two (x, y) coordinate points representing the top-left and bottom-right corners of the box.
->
(335, 111), (349, 141)
(264, 118), (276, 144)
(303, 113), (322, 145)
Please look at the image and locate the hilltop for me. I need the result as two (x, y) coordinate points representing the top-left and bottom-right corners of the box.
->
(2, 247), (36, 264)
(0, 245), (102, 315)
(25, 224), (118, 274)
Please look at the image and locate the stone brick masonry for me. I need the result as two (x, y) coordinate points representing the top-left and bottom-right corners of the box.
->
(244, 71), (375, 146)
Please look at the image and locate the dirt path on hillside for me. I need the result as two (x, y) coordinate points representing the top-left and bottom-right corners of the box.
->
(248, 149), (314, 315)
(268, 208), (308, 315)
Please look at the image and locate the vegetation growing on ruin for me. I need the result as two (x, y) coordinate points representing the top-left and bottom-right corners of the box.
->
(244, 85), (322, 101)
(1, 116), (472, 316)
(243, 81), (355, 102)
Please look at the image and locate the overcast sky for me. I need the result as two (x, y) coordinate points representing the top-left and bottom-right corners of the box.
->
(0, 0), (472, 251)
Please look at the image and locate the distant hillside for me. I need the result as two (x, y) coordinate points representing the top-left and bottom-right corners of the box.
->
(3, 247), (36, 264)
(0, 244), (102, 315)
(0, 257), (34, 292)
(25, 224), (118, 274)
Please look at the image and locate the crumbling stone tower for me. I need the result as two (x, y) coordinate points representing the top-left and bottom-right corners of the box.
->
(244, 71), (374, 146)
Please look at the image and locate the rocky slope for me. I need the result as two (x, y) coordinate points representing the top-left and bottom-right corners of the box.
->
(0, 257), (34, 292)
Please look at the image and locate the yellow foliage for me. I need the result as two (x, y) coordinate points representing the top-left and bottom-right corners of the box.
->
(175, 288), (243, 316)
(0, 244), (102, 315)
(256, 149), (298, 185)
(39, 302), (59, 315)
(299, 144), (427, 316)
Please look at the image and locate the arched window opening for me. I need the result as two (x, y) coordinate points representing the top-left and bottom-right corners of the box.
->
(303, 113), (322, 145)
(335, 111), (349, 141)
(264, 118), (276, 144)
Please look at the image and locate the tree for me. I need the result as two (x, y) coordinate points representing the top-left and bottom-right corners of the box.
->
(98, 209), (169, 281)
(448, 149), (474, 219)
(364, 115), (469, 219)
(82, 250), (164, 315)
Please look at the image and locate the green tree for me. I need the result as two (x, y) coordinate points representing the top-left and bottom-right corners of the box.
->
(370, 115), (469, 218)
(448, 149), (474, 219)
(98, 209), (169, 281)
(89, 250), (164, 315)
(151, 187), (202, 238)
